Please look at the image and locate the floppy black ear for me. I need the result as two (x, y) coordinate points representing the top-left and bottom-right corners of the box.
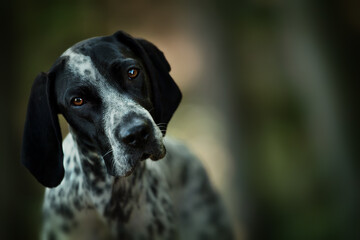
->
(113, 31), (182, 134)
(21, 72), (64, 188)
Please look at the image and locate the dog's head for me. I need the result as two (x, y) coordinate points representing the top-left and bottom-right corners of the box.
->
(21, 31), (182, 187)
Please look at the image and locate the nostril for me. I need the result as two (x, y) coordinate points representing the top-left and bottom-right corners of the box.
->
(119, 119), (151, 148)
(139, 127), (150, 140)
(122, 134), (137, 146)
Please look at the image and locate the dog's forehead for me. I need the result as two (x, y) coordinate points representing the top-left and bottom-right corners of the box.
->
(60, 36), (135, 81)
(60, 48), (97, 82)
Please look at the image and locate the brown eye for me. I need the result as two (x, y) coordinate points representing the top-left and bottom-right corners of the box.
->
(127, 68), (139, 80)
(71, 97), (84, 106)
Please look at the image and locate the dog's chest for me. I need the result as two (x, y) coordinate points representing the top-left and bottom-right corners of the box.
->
(57, 135), (177, 239)
(107, 169), (177, 239)
(98, 164), (175, 239)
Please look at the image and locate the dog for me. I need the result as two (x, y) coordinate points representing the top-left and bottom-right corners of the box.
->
(21, 31), (233, 240)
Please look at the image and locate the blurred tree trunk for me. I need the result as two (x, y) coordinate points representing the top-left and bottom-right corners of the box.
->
(0, 1), (18, 239)
(211, 0), (359, 239)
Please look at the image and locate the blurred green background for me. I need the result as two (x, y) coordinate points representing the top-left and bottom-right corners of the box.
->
(0, 0), (359, 239)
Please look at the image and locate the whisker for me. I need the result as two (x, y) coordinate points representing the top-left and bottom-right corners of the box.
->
(102, 149), (113, 158)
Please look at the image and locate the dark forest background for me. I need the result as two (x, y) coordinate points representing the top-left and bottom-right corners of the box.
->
(0, 0), (359, 239)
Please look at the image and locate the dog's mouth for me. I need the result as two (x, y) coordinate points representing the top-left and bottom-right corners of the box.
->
(123, 149), (166, 177)
(103, 144), (166, 177)
(140, 145), (166, 161)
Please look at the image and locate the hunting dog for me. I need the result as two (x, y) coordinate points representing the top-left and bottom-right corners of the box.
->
(21, 31), (233, 240)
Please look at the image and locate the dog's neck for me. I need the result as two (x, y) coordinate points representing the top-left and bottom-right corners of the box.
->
(65, 133), (147, 215)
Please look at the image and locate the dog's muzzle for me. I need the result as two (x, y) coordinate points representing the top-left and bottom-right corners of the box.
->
(118, 117), (152, 149)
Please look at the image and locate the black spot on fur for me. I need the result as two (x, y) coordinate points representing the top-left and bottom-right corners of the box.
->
(146, 190), (153, 204)
(181, 210), (190, 221)
(198, 232), (210, 240)
(72, 182), (79, 193)
(116, 225), (133, 240)
(61, 224), (71, 233)
(73, 199), (82, 211)
(161, 197), (169, 206)
(74, 166), (80, 175)
(208, 205), (222, 225)
(104, 190), (133, 222)
(47, 231), (56, 240)
(150, 185), (158, 197)
(147, 225), (154, 238)
(93, 186), (103, 195)
(152, 177), (158, 186)
(155, 218), (165, 235)
(82, 157), (105, 182)
(55, 204), (74, 219)
(84, 69), (91, 75)
(152, 208), (158, 218)
(180, 164), (189, 186)
(58, 189), (64, 197)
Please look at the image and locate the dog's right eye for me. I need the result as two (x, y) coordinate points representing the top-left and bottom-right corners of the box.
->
(71, 97), (84, 106)
(127, 68), (139, 80)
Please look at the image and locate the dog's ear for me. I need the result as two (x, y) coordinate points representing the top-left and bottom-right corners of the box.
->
(113, 31), (182, 134)
(21, 70), (64, 188)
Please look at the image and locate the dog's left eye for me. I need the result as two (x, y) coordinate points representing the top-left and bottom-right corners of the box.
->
(127, 68), (139, 80)
(71, 97), (84, 106)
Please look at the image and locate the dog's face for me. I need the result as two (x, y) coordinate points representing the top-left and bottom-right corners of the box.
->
(21, 31), (182, 187)
(55, 38), (165, 176)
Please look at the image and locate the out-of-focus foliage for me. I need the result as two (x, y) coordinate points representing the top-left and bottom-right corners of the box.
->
(0, 0), (358, 239)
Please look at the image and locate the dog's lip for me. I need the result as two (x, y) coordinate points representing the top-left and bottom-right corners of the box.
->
(140, 145), (166, 161)
(149, 145), (166, 161)
(123, 160), (140, 177)
(110, 144), (167, 177)
(140, 153), (151, 161)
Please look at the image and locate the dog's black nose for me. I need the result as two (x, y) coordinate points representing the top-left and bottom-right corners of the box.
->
(119, 118), (151, 148)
